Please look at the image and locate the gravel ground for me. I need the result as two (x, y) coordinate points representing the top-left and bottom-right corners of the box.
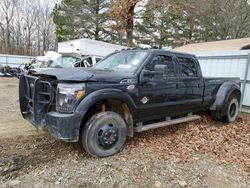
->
(0, 77), (249, 188)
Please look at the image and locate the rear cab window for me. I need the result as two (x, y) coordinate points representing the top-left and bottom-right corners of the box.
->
(177, 56), (198, 78)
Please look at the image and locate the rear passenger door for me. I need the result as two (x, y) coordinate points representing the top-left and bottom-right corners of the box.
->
(175, 55), (204, 110)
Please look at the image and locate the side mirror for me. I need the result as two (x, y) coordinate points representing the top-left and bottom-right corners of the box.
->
(154, 64), (167, 74)
(140, 64), (168, 84)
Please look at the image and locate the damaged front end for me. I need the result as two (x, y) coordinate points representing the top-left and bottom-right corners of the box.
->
(19, 74), (83, 142)
(19, 67), (129, 142)
(19, 74), (57, 128)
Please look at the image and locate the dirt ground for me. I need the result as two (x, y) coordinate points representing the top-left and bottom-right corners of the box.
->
(0, 77), (249, 188)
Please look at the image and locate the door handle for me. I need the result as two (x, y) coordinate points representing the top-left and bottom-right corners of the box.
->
(166, 82), (175, 84)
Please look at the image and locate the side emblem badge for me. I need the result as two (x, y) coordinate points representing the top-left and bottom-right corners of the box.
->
(141, 97), (149, 104)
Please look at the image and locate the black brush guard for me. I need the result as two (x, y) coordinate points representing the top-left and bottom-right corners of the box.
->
(19, 74), (55, 128)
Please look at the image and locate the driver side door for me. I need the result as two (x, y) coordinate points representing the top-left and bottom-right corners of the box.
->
(138, 53), (178, 121)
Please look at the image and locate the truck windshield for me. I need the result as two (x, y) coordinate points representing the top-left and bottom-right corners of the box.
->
(93, 51), (148, 73)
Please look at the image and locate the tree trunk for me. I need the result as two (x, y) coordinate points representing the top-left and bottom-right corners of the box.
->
(27, 29), (31, 55)
(94, 28), (100, 40)
(126, 20), (133, 47)
(1, 27), (6, 53)
(159, 17), (164, 49)
(126, 5), (136, 47)
(43, 29), (46, 52)
(94, 0), (100, 40)
(6, 19), (11, 54)
(37, 25), (40, 55)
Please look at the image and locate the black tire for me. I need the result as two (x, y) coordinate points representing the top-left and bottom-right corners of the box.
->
(225, 96), (239, 122)
(82, 111), (127, 157)
(211, 95), (239, 123)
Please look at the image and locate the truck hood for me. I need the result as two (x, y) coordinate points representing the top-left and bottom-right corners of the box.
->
(34, 68), (132, 83)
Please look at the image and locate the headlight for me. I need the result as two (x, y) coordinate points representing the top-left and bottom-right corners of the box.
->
(56, 83), (85, 113)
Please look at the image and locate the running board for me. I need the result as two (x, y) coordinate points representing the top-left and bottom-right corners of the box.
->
(134, 115), (201, 132)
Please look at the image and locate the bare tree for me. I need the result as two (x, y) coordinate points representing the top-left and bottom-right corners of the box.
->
(40, 0), (56, 53)
(0, 0), (17, 54)
(109, 0), (140, 47)
(199, 0), (250, 40)
(0, 0), (56, 56)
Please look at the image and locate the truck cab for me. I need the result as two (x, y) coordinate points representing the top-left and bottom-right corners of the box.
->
(19, 49), (241, 157)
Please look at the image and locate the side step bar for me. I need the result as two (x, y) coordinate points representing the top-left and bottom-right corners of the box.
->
(134, 115), (201, 133)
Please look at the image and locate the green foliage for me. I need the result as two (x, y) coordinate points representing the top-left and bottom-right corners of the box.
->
(52, 0), (83, 42)
(135, 0), (186, 48)
(136, 0), (250, 48)
(53, 0), (250, 47)
(53, 0), (119, 43)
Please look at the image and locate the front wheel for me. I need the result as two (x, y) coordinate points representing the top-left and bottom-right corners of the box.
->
(81, 111), (127, 157)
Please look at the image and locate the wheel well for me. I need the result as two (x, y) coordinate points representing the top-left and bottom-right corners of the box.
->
(79, 99), (134, 137)
(230, 89), (241, 102)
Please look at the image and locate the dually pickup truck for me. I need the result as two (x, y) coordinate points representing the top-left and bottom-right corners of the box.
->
(19, 49), (241, 157)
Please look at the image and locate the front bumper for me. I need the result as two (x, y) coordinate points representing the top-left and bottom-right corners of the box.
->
(46, 111), (83, 142)
(19, 74), (84, 142)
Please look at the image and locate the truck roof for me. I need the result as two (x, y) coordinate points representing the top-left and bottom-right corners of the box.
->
(120, 48), (196, 58)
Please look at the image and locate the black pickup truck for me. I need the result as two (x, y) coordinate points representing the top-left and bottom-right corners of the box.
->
(19, 49), (241, 157)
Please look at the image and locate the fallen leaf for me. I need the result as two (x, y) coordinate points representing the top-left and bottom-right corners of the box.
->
(178, 180), (187, 187)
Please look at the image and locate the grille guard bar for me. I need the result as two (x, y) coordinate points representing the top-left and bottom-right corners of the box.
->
(19, 74), (55, 128)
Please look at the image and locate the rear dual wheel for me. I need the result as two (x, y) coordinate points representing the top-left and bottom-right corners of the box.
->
(226, 98), (239, 122)
(81, 111), (127, 157)
(211, 95), (239, 123)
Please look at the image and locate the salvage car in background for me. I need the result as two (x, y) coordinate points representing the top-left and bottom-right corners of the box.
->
(1, 39), (126, 77)
(16, 51), (102, 76)
(21, 38), (127, 72)
(47, 53), (103, 68)
(0, 65), (20, 77)
(19, 51), (81, 72)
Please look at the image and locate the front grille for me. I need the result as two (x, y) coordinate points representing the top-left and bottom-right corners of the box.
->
(19, 74), (57, 127)
(36, 80), (53, 105)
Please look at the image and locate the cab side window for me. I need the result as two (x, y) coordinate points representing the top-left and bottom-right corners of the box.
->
(84, 57), (93, 66)
(146, 55), (175, 77)
(177, 57), (198, 77)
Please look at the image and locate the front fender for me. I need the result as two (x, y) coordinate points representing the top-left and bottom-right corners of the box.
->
(75, 88), (137, 117)
(210, 81), (241, 111)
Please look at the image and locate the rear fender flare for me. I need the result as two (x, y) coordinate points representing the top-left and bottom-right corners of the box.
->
(210, 82), (241, 111)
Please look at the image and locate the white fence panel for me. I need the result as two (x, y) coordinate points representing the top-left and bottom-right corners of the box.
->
(195, 50), (250, 110)
(199, 58), (247, 79)
(0, 54), (34, 68)
(244, 85), (250, 107)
